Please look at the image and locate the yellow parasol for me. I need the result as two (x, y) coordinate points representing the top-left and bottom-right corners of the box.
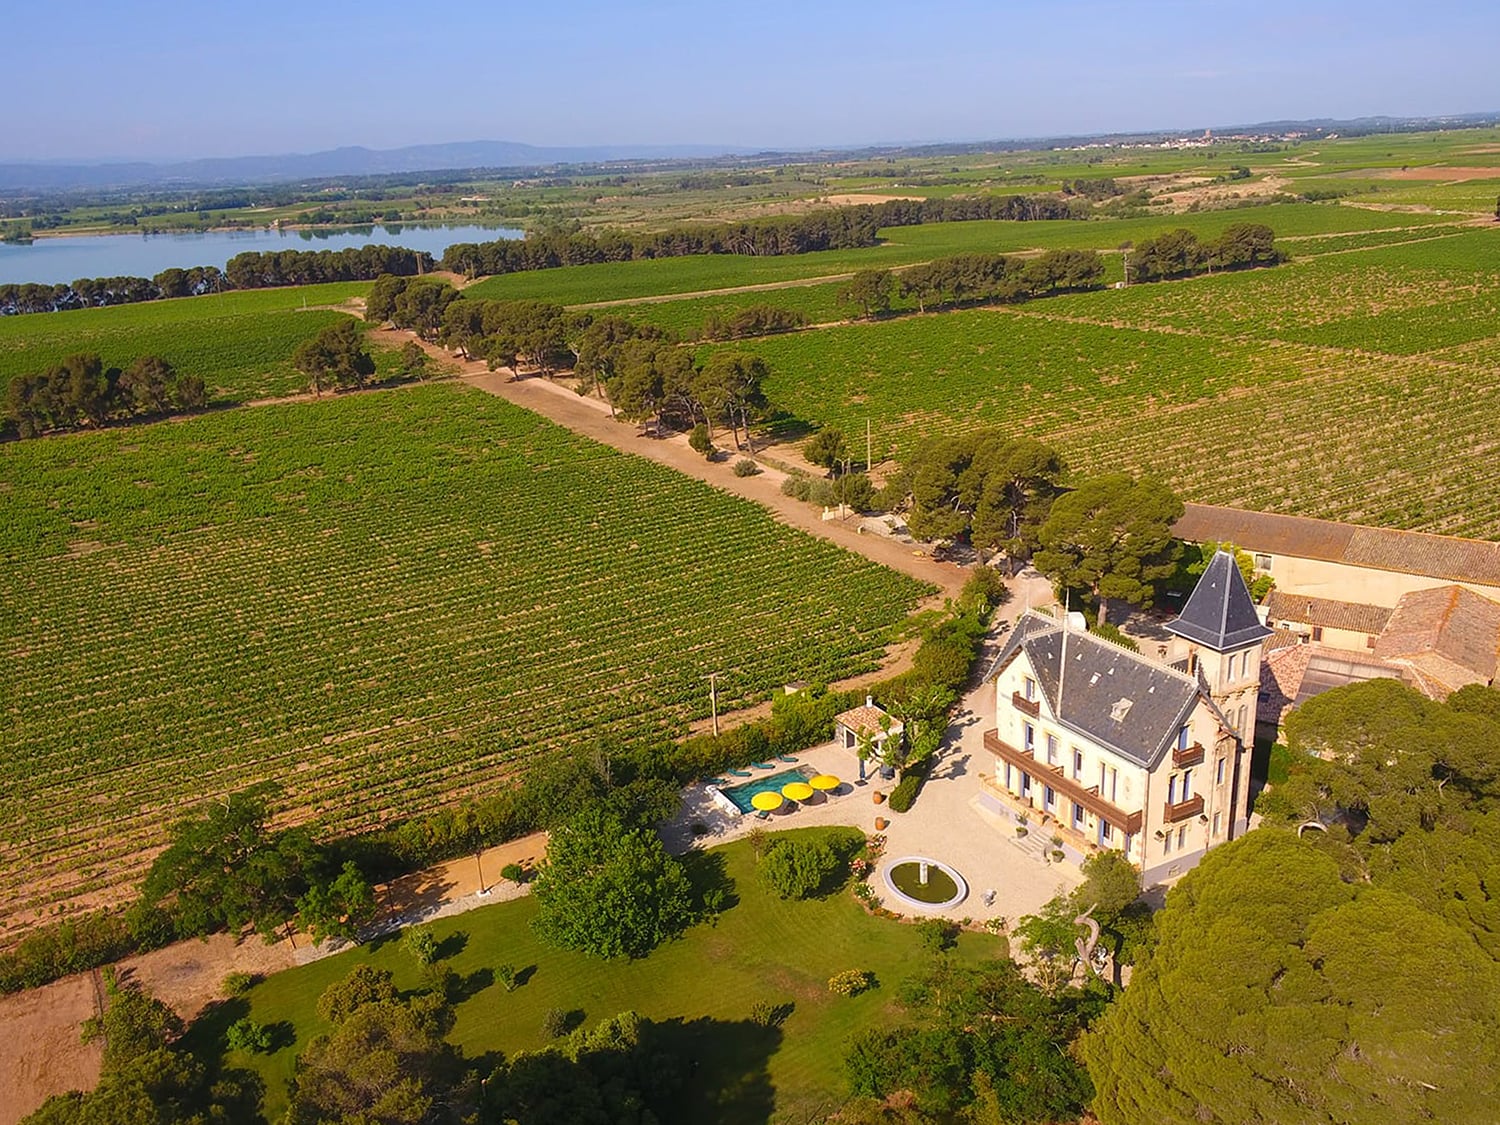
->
(809, 774), (841, 791)
(751, 791), (784, 812)
(782, 781), (816, 802)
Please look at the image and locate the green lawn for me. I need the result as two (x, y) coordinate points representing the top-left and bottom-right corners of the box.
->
(201, 829), (1006, 1123)
(0, 282), (377, 403)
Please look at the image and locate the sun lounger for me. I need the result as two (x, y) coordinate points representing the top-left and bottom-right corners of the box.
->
(709, 777), (729, 786)
(776, 754), (798, 763)
(751, 761), (774, 769)
(727, 768), (752, 777)
(756, 810), (771, 820)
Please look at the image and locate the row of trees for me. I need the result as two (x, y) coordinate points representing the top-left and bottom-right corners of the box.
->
(364, 285), (776, 448)
(0, 246), (432, 317)
(833, 248), (1107, 322)
(438, 194), (1091, 279)
(440, 206), (888, 277)
(4, 352), (206, 438)
(1128, 222), (1282, 282)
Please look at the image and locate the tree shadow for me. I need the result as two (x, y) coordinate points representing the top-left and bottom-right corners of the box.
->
(435, 930), (468, 961)
(452, 967), (494, 1004)
(263, 1020), (297, 1052)
(514, 964), (538, 988)
(178, 995), (249, 1059)
(646, 1015), (781, 1125)
(681, 848), (740, 916)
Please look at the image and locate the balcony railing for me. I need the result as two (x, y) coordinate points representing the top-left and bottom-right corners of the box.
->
(984, 730), (1142, 835)
(1163, 794), (1205, 823)
(1012, 692), (1040, 717)
(1172, 741), (1206, 768)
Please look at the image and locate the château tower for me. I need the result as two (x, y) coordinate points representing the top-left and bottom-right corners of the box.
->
(1166, 551), (1272, 835)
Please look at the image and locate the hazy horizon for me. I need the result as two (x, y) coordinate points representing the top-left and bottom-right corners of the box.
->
(6, 0), (1497, 164)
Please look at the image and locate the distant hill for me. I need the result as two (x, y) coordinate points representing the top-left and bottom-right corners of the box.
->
(0, 140), (751, 192)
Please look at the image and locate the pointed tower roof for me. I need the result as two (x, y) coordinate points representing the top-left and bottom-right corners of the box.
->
(1167, 550), (1272, 652)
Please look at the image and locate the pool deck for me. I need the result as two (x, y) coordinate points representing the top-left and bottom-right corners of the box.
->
(663, 570), (1082, 927)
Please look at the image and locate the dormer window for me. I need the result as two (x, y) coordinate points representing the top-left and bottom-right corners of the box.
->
(1110, 698), (1133, 722)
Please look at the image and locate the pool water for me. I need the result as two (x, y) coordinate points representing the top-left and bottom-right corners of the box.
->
(720, 766), (816, 813)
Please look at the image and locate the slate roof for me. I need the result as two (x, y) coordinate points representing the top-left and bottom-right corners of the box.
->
(1374, 585), (1500, 697)
(1167, 550), (1274, 652)
(1264, 591), (1392, 636)
(988, 613), (1205, 768)
(1174, 503), (1500, 588)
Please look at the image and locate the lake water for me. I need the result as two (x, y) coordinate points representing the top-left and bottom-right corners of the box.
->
(0, 223), (523, 286)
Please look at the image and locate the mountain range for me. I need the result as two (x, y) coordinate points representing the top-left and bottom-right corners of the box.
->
(0, 141), (751, 192)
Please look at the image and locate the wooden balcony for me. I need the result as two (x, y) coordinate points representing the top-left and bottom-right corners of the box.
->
(1163, 794), (1205, 823)
(984, 729), (1142, 835)
(1172, 741), (1206, 768)
(1012, 691), (1040, 718)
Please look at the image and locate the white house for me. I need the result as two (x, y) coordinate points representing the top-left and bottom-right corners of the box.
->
(981, 551), (1270, 884)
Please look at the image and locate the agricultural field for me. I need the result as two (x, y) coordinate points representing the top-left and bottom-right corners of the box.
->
(195, 829), (1006, 1123)
(0, 385), (929, 938)
(722, 226), (1500, 538)
(0, 283), (382, 404)
(463, 205), (1459, 308)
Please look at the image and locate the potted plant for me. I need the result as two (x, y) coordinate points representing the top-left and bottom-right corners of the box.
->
(1015, 814), (1029, 838)
(873, 790), (885, 805)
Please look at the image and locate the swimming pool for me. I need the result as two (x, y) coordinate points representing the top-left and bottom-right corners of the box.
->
(718, 766), (817, 813)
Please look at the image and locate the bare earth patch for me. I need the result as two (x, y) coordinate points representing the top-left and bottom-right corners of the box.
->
(821, 193), (926, 206)
(1369, 166), (1500, 181)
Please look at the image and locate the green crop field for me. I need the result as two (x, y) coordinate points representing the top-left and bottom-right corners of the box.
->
(0, 283), (381, 404)
(0, 386), (928, 937)
(722, 226), (1500, 538)
(196, 829), (1006, 1124)
(460, 205), (1456, 308)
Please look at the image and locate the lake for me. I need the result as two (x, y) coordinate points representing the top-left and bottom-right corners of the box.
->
(0, 223), (523, 287)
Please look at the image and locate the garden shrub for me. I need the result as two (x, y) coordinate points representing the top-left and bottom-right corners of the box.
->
(226, 1017), (273, 1053)
(828, 969), (875, 997)
(732, 458), (759, 477)
(221, 971), (257, 997)
(760, 837), (842, 900)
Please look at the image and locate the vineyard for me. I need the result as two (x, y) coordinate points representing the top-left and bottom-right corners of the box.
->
(460, 205), (1458, 307)
(0, 385), (929, 939)
(0, 282), (380, 403)
(725, 226), (1500, 538)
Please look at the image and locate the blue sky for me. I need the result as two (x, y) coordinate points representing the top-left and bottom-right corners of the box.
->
(5, 0), (1497, 161)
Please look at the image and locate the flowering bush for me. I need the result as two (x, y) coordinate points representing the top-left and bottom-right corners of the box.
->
(850, 857), (871, 878)
(828, 969), (875, 997)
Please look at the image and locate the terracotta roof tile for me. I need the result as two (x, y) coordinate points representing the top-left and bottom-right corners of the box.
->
(1175, 503), (1500, 588)
(1265, 591), (1391, 636)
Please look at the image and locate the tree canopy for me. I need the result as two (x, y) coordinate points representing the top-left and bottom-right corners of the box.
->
(894, 431), (1066, 558)
(293, 319), (376, 395)
(1032, 472), (1183, 621)
(531, 807), (695, 958)
(843, 958), (1104, 1123)
(1079, 830), (1500, 1125)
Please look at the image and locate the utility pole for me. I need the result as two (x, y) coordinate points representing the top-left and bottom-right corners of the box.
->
(708, 673), (720, 737)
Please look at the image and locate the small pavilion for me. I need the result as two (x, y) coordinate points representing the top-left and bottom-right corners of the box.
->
(833, 695), (904, 780)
